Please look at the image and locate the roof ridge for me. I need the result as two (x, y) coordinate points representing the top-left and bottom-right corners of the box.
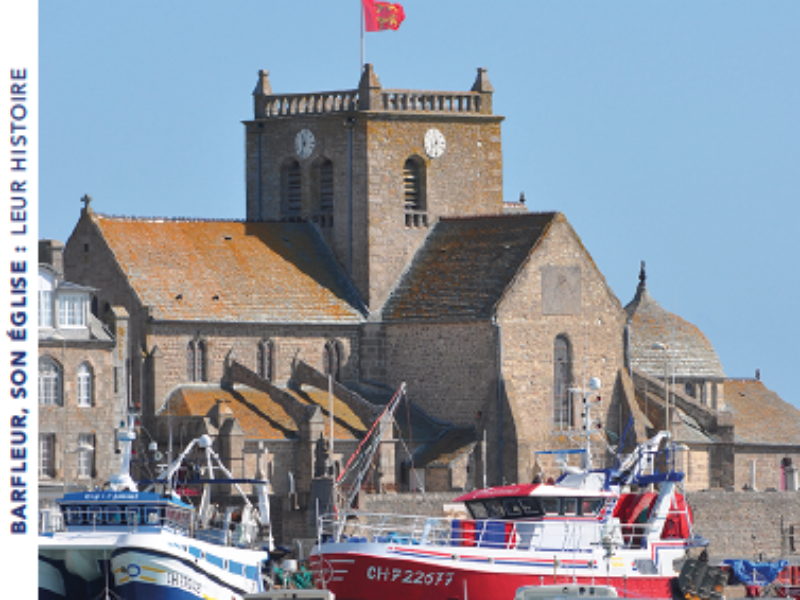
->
(439, 210), (558, 223)
(94, 212), (294, 225)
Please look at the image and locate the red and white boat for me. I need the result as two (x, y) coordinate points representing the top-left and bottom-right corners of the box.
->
(309, 431), (705, 600)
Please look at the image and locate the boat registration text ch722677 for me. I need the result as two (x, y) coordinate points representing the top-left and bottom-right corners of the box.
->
(366, 565), (455, 586)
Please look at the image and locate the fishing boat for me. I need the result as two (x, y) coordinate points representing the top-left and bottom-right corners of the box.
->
(308, 429), (706, 600)
(39, 417), (272, 600)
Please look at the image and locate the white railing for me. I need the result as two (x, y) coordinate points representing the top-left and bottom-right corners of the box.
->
(318, 512), (657, 553)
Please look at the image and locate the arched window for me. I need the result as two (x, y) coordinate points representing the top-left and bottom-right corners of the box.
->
(403, 157), (427, 227)
(39, 357), (63, 406)
(553, 335), (573, 428)
(282, 160), (302, 218)
(187, 340), (208, 382)
(257, 339), (274, 382)
(323, 340), (342, 383)
(186, 341), (196, 381)
(196, 341), (207, 382)
(77, 362), (94, 407)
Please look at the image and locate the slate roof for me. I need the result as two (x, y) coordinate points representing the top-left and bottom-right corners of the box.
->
(92, 214), (365, 323)
(160, 383), (369, 441)
(382, 212), (558, 321)
(723, 379), (800, 446)
(626, 271), (725, 379)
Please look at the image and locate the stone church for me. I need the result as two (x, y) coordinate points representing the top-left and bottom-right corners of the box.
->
(54, 64), (800, 539)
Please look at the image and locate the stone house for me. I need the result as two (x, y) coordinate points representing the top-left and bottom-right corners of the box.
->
(38, 240), (129, 501)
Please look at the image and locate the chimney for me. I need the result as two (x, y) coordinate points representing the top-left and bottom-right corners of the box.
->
(39, 239), (64, 276)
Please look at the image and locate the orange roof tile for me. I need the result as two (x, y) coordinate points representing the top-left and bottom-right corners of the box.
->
(161, 384), (368, 441)
(93, 215), (365, 323)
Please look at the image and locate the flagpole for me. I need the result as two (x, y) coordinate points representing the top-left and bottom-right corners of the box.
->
(360, 0), (365, 72)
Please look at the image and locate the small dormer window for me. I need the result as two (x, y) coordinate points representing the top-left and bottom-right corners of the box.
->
(58, 294), (86, 327)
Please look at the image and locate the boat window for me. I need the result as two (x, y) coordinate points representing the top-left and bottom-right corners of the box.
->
(485, 499), (505, 519)
(87, 505), (104, 525)
(466, 501), (489, 519)
(105, 506), (123, 524)
(503, 499), (523, 518)
(126, 507), (141, 525)
(65, 506), (84, 525)
(144, 507), (161, 525)
(518, 497), (544, 517)
(561, 498), (578, 515)
(541, 498), (559, 514)
(581, 498), (605, 516)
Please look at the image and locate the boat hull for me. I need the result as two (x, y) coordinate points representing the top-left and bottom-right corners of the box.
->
(309, 545), (676, 600)
(111, 535), (265, 600)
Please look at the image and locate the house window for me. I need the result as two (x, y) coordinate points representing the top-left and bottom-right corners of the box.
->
(403, 157), (427, 227)
(39, 357), (63, 406)
(40, 434), (56, 478)
(186, 342), (196, 381)
(283, 160), (302, 217)
(323, 340), (342, 382)
(77, 363), (93, 407)
(39, 290), (53, 327)
(257, 339), (274, 381)
(553, 335), (573, 428)
(77, 433), (95, 478)
(58, 293), (86, 327)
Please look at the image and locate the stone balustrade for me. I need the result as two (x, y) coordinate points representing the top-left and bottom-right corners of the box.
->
(257, 91), (360, 117)
(255, 89), (485, 118)
(379, 90), (483, 113)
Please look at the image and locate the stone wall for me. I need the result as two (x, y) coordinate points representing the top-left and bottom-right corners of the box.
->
(688, 490), (800, 560)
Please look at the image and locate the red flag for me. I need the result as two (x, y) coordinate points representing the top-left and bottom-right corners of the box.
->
(362, 0), (405, 32)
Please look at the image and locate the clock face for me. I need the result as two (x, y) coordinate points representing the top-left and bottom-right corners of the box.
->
(295, 129), (316, 159)
(424, 128), (446, 159)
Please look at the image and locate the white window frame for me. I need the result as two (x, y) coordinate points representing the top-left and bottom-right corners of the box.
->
(39, 357), (63, 406)
(77, 433), (95, 478)
(39, 290), (54, 327)
(40, 434), (56, 478)
(77, 363), (93, 407)
(58, 293), (86, 327)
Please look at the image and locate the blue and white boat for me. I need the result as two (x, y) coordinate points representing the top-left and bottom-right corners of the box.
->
(39, 418), (272, 600)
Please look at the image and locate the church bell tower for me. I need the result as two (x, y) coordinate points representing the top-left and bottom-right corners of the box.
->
(244, 64), (505, 310)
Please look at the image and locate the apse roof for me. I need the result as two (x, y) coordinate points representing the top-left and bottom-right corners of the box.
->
(626, 264), (725, 380)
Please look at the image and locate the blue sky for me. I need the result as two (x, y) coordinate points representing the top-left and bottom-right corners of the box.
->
(37, 1), (800, 407)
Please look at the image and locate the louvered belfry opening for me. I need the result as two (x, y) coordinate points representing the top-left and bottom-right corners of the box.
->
(403, 157), (427, 227)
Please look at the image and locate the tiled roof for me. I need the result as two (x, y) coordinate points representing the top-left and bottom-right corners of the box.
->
(93, 214), (365, 323)
(282, 384), (371, 440)
(382, 212), (558, 321)
(626, 281), (725, 379)
(160, 383), (369, 441)
(724, 379), (800, 446)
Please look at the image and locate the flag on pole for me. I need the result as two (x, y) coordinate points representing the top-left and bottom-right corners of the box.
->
(362, 0), (406, 32)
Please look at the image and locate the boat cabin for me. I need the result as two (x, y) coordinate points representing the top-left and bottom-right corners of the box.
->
(56, 491), (194, 534)
(455, 483), (614, 522)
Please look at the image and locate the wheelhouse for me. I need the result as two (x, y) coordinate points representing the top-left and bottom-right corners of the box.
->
(56, 490), (194, 534)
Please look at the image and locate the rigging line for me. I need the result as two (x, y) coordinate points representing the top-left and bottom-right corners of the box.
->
(336, 383), (405, 484)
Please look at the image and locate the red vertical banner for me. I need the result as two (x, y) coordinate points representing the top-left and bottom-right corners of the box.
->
(362, 0), (406, 32)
